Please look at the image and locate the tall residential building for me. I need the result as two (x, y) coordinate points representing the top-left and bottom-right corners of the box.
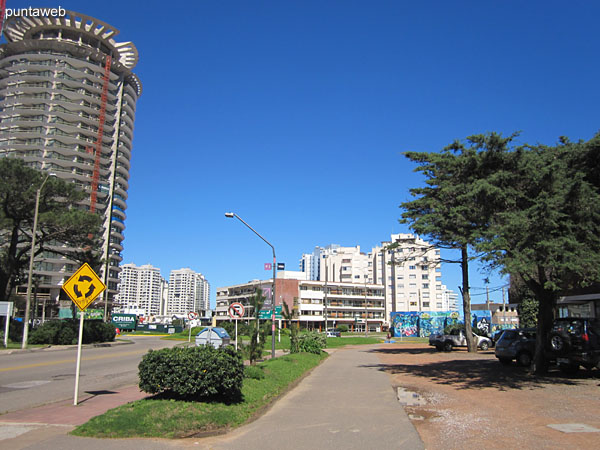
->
(299, 234), (444, 325)
(115, 264), (163, 316)
(0, 11), (141, 306)
(166, 269), (210, 315)
(370, 234), (443, 317)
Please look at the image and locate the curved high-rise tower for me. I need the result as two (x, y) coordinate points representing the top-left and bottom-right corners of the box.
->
(0, 10), (142, 309)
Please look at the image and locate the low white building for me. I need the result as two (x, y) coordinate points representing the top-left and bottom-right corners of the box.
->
(215, 276), (385, 332)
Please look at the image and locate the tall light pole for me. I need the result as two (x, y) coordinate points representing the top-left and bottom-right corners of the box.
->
(364, 273), (369, 337)
(323, 254), (328, 333)
(225, 212), (276, 359)
(22, 172), (55, 349)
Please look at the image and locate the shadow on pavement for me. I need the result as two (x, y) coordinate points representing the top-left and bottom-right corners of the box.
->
(369, 346), (439, 355)
(363, 348), (599, 391)
(79, 390), (119, 404)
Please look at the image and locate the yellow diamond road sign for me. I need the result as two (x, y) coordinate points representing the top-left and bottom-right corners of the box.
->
(62, 263), (106, 311)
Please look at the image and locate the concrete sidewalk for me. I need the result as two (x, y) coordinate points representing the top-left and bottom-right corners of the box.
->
(0, 345), (423, 449)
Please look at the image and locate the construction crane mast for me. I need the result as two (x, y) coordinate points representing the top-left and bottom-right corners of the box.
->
(0, 1), (7, 36)
(88, 54), (112, 213)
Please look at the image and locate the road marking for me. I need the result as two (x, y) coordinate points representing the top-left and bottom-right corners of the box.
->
(0, 349), (147, 372)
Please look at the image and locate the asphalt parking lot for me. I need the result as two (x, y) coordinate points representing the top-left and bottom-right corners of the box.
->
(371, 343), (600, 450)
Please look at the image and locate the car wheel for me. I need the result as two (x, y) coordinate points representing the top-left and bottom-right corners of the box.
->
(443, 341), (453, 352)
(548, 332), (571, 356)
(435, 344), (443, 351)
(517, 352), (532, 367)
(498, 358), (512, 366)
(480, 341), (489, 351)
(558, 363), (579, 375)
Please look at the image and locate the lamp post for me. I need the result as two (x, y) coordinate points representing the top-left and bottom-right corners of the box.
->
(364, 273), (369, 338)
(323, 254), (328, 333)
(22, 172), (55, 349)
(225, 212), (276, 359)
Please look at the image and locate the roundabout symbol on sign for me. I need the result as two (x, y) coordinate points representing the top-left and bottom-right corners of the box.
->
(228, 302), (244, 319)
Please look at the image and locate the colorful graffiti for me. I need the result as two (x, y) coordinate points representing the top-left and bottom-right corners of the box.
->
(391, 310), (493, 337)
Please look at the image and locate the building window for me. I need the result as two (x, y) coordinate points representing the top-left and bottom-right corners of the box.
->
(409, 265), (416, 270)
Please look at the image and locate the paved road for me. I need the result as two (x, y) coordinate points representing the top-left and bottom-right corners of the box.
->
(0, 344), (423, 449)
(0, 336), (178, 414)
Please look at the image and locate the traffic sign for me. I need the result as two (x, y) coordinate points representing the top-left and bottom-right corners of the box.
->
(188, 311), (198, 320)
(228, 302), (245, 319)
(259, 306), (283, 320)
(277, 262), (285, 270)
(62, 263), (106, 311)
(264, 263), (272, 270)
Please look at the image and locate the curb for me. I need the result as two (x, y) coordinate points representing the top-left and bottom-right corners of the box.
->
(0, 338), (133, 356)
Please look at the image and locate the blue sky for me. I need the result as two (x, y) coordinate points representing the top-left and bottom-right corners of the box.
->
(6, 1), (600, 307)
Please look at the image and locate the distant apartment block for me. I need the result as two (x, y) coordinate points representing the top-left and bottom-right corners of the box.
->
(115, 264), (164, 316)
(299, 234), (446, 324)
(166, 268), (210, 315)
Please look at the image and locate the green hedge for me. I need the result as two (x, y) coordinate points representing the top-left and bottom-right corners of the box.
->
(28, 319), (115, 345)
(138, 345), (244, 402)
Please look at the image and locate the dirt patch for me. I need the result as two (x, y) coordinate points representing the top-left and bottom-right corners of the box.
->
(371, 343), (600, 449)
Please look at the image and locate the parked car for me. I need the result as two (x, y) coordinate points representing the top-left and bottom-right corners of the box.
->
(326, 329), (341, 338)
(495, 328), (536, 366)
(546, 317), (600, 374)
(491, 330), (506, 347)
(429, 328), (492, 351)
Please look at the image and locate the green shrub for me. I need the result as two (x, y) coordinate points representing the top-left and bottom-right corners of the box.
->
(138, 345), (244, 402)
(336, 324), (349, 333)
(28, 319), (116, 345)
(244, 365), (265, 380)
(298, 331), (326, 354)
(8, 318), (23, 342)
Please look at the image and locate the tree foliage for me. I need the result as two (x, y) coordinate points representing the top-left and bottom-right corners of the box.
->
(477, 135), (600, 371)
(282, 300), (299, 353)
(400, 132), (518, 352)
(0, 159), (103, 301)
(401, 131), (600, 370)
(244, 288), (266, 364)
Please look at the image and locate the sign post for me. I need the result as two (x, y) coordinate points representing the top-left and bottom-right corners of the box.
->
(228, 302), (245, 351)
(0, 302), (13, 348)
(187, 311), (198, 342)
(62, 263), (106, 406)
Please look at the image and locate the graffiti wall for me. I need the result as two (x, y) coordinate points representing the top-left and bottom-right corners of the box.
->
(391, 310), (493, 337)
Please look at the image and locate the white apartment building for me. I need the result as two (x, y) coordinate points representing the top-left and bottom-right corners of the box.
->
(370, 234), (443, 319)
(166, 268), (210, 315)
(115, 263), (163, 316)
(299, 234), (445, 325)
(442, 285), (460, 311)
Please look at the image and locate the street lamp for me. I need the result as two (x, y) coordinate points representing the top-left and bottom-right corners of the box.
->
(225, 212), (276, 359)
(22, 172), (56, 349)
(323, 254), (328, 333)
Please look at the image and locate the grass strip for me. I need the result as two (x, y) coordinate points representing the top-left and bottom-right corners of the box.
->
(71, 351), (327, 439)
